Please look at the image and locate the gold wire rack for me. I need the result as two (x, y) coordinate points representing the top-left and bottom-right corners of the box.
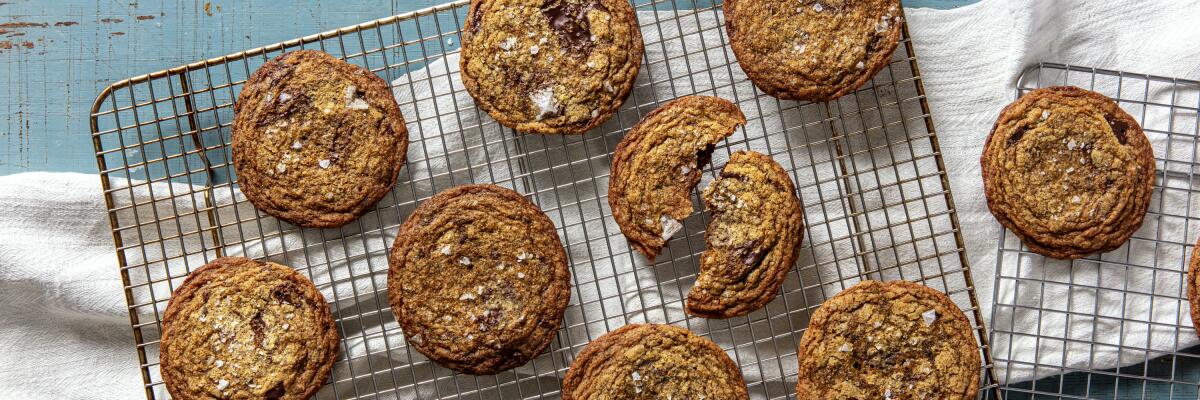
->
(990, 63), (1200, 399)
(89, 1), (999, 398)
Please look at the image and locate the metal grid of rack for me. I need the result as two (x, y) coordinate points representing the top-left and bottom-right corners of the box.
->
(89, 1), (999, 398)
(990, 63), (1200, 399)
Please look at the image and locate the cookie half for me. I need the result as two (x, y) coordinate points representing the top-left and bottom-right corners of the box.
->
(796, 280), (980, 399)
(233, 50), (409, 228)
(686, 150), (803, 318)
(460, 0), (643, 134)
(160, 257), (338, 400)
(981, 86), (1155, 259)
(608, 95), (746, 260)
(725, 0), (903, 101)
(388, 184), (571, 375)
(562, 324), (749, 399)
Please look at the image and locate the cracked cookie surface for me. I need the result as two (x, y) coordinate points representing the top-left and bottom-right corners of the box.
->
(981, 86), (1155, 259)
(608, 95), (745, 261)
(562, 324), (749, 399)
(686, 150), (803, 318)
(796, 280), (980, 400)
(160, 257), (338, 400)
(233, 50), (409, 228)
(725, 0), (902, 101)
(388, 184), (571, 375)
(460, 0), (642, 134)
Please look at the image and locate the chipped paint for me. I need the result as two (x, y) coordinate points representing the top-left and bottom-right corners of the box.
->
(110, 32), (125, 36)
(0, 22), (47, 28)
(53, 21), (78, 26)
(135, 15), (155, 20)
(99, 18), (124, 23)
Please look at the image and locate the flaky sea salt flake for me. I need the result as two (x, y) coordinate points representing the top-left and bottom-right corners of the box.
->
(530, 87), (559, 120)
(660, 215), (683, 241)
(922, 309), (937, 326)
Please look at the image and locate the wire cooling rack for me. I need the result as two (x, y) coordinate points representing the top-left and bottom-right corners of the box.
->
(90, 1), (999, 399)
(990, 63), (1200, 399)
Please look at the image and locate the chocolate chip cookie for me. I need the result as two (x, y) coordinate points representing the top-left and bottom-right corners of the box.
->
(725, 0), (903, 101)
(686, 150), (803, 319)
(981, 86), (1155, 259)
(608, 95), (746, 261)
(233, 50), (409, 228)
(387, 184), (570, 375)
(561, 324), (749, 399)
(796, 280), (980, 399)
(460, 0), (643, 134)
(160, 257), (338, 400)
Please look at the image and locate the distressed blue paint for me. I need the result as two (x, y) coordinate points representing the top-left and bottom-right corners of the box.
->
(0, 0), (976, 175)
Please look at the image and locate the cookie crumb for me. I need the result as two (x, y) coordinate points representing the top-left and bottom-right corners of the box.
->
(922, 309), (937, 326)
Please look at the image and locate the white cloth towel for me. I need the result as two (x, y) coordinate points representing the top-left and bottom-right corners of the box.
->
(4, 0), (1200, 398)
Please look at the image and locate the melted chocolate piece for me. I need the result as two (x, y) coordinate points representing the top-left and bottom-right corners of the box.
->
(271, 282), (301, 305)
(264, 382), (286, 400)
(730, 239), (766, 270)
(250, 311), (266, 347)
(541, 0), (602, 55)
(696, 143), (717, 172)
(1105, 114), (1130, 145)
(1007, 125), (1028, 147)
(468, 4), (485, 34)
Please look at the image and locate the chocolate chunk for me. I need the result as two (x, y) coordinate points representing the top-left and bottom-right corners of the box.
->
(250, 311), (266, 347)
(271, 282), (301, 305)
(264, 382), (286, 400)
(731, 239), (766, 269)
(1007, 125), (1027, 147)
(1105, 114), (1130, 145)
(468, 4), (485, 34)
(696, 143), (717, 171)
(541, 0), (602, 55)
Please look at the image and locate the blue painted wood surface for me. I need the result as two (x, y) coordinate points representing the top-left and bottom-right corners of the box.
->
(0, 0), (976, 175)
